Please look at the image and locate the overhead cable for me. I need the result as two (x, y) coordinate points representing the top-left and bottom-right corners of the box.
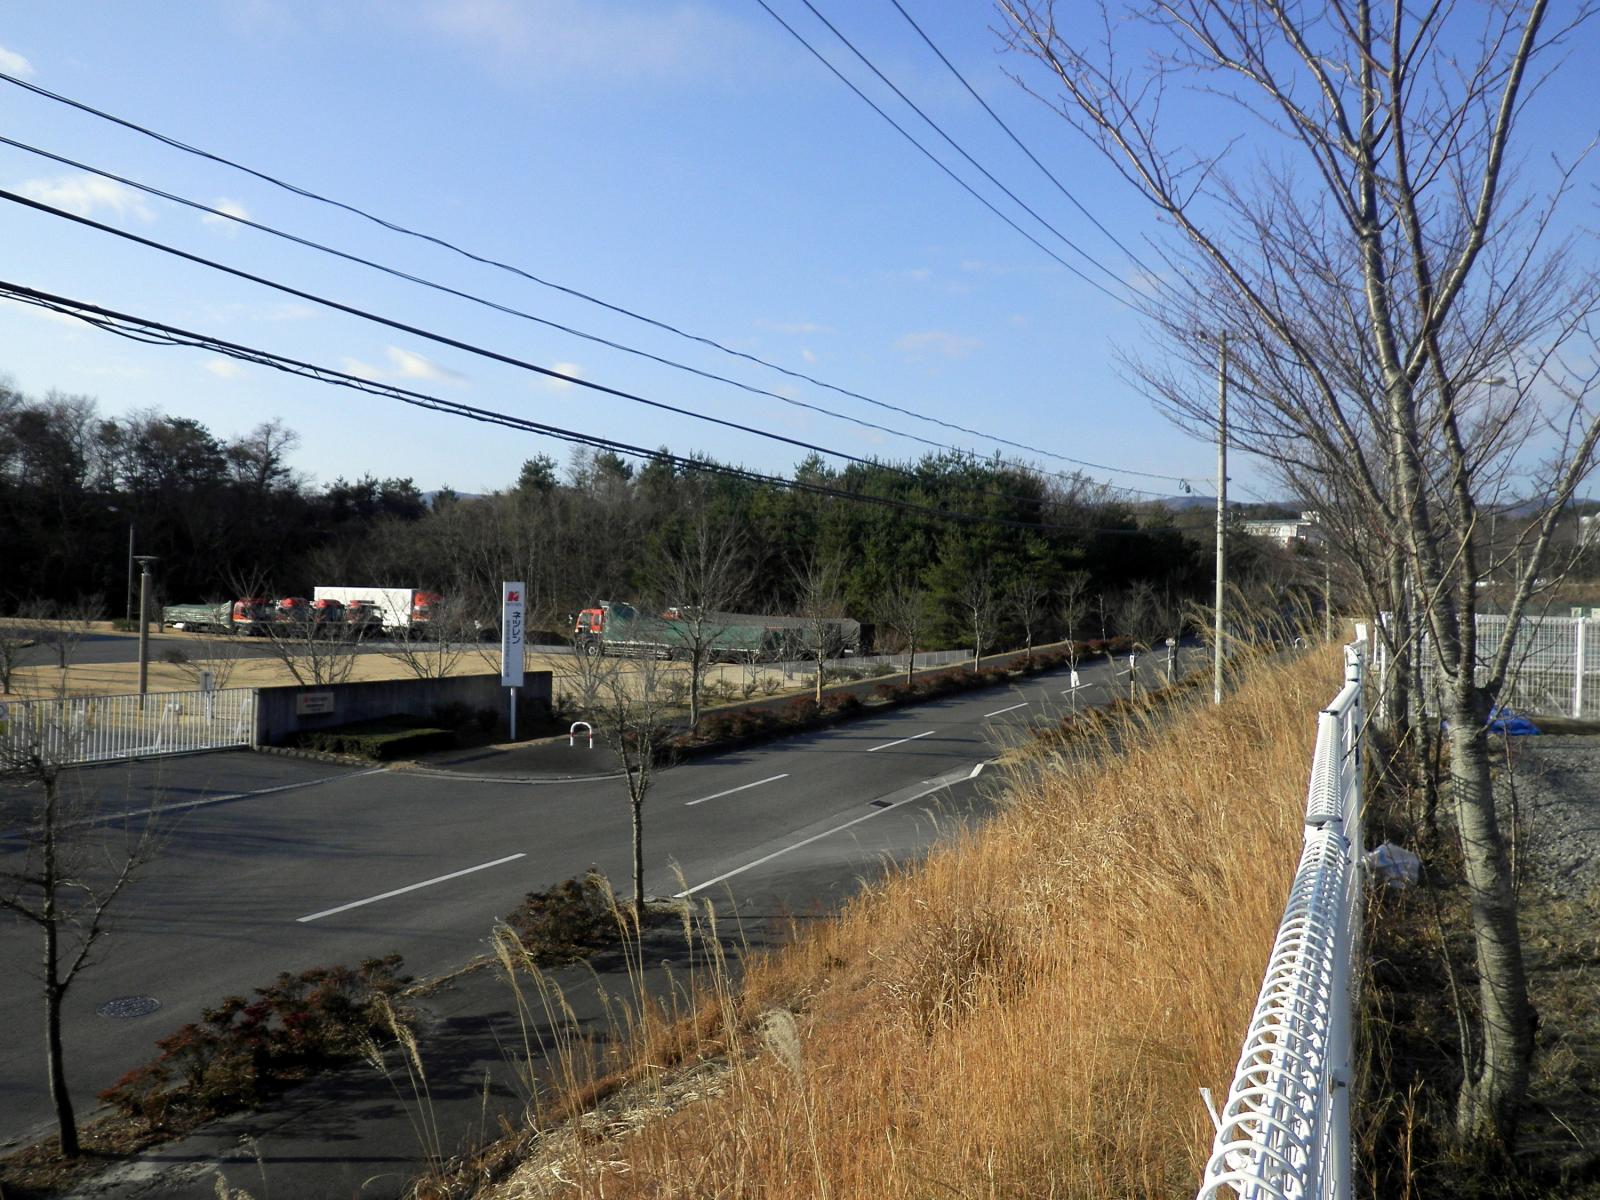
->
(0, 134), (1175, 495)
(0, 279), (1173, 536)
(792, 0), (1134, 293)
(3, 189), (1175, 510)
(0, 68), (1191, 485)
(885, 0), (1160, 283)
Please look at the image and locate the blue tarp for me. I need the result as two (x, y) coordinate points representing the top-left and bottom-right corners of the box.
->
(1440, 706), (1540, 735)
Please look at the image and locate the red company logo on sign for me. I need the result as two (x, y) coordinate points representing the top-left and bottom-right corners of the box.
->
(505, 590), (520, 602)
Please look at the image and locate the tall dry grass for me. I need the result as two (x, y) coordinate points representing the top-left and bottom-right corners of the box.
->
(485, 645), (1341, 1199)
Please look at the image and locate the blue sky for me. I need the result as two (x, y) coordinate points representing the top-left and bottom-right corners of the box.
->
(0, 3), (1592, 503)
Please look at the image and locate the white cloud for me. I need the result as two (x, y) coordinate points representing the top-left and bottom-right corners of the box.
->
(894, 330), (981, 360)
(755, 318), (835, 336)
(0, 296), (87, 328)
(0, 42), (34, 78)
(419, 0), (763, 87)
(201, 199), (251, 230)
(204, 358), (246, 379)
(801, 348), (817, 364)
(534, 361), (583, 392)
(18, 174), (154, 222)
(342, 345), (466, 385)
(386, 346), (461, 382)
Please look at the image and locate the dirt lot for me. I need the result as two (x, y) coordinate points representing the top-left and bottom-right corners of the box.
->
(2, 621), (830, 703)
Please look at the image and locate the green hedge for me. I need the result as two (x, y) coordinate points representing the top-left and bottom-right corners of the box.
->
(287, 717), (457, 760)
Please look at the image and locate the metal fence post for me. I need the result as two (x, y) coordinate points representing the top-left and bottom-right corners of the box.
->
(1575, 617), (1587, 719)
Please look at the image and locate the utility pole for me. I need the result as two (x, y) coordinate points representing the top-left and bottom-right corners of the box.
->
(1214, 331), (1228, 705)
(135, 556), (158, 696)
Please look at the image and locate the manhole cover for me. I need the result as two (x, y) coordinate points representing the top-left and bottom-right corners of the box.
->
(98, 995), (161, 1019)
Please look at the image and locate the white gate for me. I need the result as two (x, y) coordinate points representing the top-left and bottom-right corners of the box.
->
(0, 688), (257, 767)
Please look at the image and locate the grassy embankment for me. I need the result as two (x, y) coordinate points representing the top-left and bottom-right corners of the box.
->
(463, 644), (1340, 1198)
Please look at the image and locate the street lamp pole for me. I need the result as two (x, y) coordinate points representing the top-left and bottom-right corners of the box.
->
(135, 556), (158, 696)
(125, 523), (136, 625)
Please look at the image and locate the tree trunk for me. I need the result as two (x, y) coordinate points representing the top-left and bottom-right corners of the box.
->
(630, 793), (645, 923)
(44, 931), (78, 1157)
(1448, 700), (1534, 1149)
(689, 654), (701, 730)
(904, 642), (915, 687)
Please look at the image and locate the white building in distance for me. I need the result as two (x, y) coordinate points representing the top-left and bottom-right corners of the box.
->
(1239, 511), (1324, 550)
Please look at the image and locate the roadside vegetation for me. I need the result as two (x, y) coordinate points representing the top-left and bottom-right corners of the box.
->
(410, 642), (1338, 1198)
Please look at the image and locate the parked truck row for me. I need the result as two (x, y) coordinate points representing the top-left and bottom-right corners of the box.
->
(162, 587), (442, 636)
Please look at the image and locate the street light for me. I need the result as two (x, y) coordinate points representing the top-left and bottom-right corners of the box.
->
(134, 556), (159, 696)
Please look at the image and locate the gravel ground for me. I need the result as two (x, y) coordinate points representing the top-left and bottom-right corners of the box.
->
(1498, 731), (1600, 1188)
(1508, 732), (1600, 887)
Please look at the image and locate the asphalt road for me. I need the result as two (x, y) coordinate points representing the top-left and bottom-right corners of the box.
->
(0, 649), (1187, 1151)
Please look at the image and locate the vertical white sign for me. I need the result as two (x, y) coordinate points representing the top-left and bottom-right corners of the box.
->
(501, 581), (526, 687)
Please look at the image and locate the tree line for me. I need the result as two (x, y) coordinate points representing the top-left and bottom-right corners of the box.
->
(1, 377), (1251, 651)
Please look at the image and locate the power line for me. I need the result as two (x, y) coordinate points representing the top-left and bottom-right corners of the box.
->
(0, 68), (1193, 486)
(0, 134), (1180, 497)
(885, 0), (1160, 284)
(0, 279), (1173, 536)
(3, 188), (1173, 513)
(754, 0), (1136, 313)
(791, 0), (1135, 293)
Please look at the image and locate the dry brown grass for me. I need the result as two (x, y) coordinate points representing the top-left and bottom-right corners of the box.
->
(474, 645), (1341, 1199)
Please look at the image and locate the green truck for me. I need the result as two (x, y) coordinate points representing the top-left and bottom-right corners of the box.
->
(161, 599), (273, 634)
(573, 601), (860, 661)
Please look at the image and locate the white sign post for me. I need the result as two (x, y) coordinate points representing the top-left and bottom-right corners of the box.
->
(501, 581), (526, 740)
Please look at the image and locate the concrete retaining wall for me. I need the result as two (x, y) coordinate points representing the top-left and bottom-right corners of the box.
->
(254, 672), (552, 746)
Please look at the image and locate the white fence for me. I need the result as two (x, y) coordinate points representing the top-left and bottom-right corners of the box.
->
(1197, 633), (1368, 1200)
(1379, 613), (1600, 720)
(0, 688), (257, 767)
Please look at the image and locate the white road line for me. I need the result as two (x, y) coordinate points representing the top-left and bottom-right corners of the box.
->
(685, 774), (789, 807)
(983, 701), (1029, 718)
(675, 775), (967, 898)
(0, 767), (386, 841)
(866, 729), (936, 753)
(297, 853), (526, 924)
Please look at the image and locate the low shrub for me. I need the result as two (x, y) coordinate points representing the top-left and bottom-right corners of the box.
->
(287, 717), (457, 760)
(822, 692), (864, 716)
(782, 696), (821, 725)
(503, 870), (616, 963)
(99, 955), (410, 1128)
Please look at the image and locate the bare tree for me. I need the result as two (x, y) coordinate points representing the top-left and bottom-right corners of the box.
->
(588, 653), (673, 922)
(1057, 570), (1091, 662)
(160, 627), (248, 694)
(651, 518), (751, 729)
(0, 714), (156, 1156)
(257, 614), (362, 688)
(1004, 576), (1049, 662)
(878, 579), (932, 686)
(1001, 0), (1600, 1145)
(793, 554), (848, 703)
(27, 595), (102, 679)
(381, 593), (476, 680)
(959, 570), (998, 672)
(0, 604), (42, 695)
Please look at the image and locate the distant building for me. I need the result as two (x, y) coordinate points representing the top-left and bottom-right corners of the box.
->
(1239, 511), (1324, 550)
